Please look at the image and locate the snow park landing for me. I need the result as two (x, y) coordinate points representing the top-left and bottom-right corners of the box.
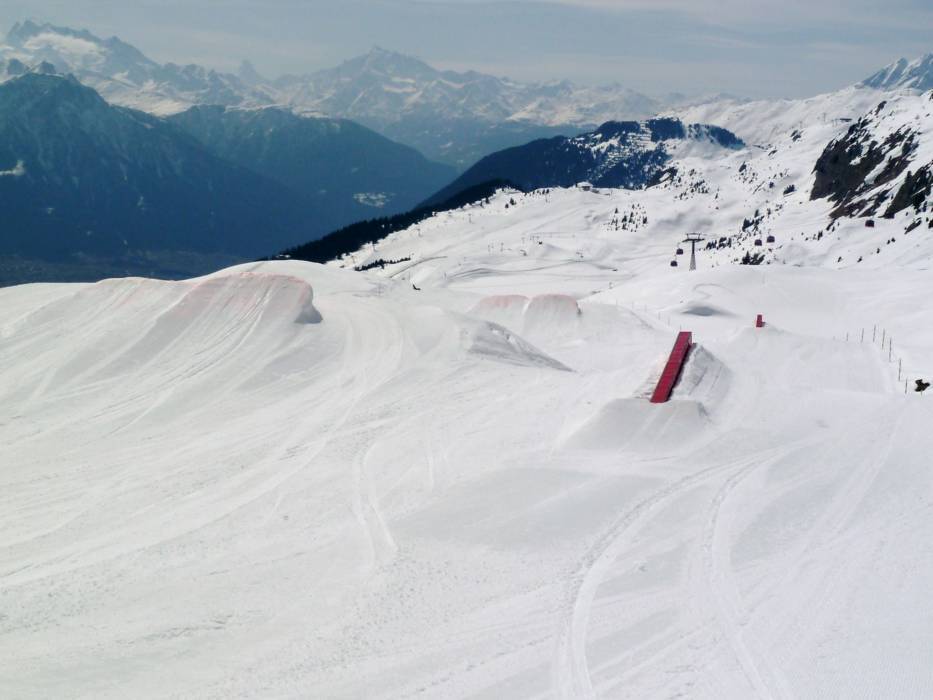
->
(4, 174), (933, 696)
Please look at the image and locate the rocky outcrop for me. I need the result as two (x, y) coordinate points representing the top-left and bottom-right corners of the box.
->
(811, 96), (928, 219)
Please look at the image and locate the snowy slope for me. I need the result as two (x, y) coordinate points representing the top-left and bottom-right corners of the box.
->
(669, 86), (889, 147)
(3, 172), (933, 697)
(601, 89), (933, 271)
(668, 51), (932, 150)
(812, 91), (933, 220)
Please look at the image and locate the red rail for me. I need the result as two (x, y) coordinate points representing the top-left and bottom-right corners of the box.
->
(650, 331), (693, 404)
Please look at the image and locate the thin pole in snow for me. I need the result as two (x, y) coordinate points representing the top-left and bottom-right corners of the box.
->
(861, 328), (864, 343)
(873, 325), (877, 342)
(881, 328), (886, 347)
(846, 331), (849, 342)
(898, 358), (902, 381)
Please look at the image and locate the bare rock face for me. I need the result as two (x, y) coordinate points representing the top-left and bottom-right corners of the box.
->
(811, 95), (931, 220)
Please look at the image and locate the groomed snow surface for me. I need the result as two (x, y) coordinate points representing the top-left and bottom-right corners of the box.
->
(2, 187), (933, 699)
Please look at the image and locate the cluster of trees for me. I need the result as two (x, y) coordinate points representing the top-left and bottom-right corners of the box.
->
(607, 203), (648, 233)
(354, 257), (411, 272)
(740, 251), (766, 265)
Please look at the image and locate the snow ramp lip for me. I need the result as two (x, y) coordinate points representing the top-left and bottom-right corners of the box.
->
(463, 319), (572, 372)
(469, 293), (582, 335)
(178, 272), (322, 326)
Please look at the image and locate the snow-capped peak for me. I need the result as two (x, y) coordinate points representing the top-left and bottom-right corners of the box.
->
(860, 52), (933, 92)
(0, 20), (274, 116)
(236, 59), (266, 86)
(3, 20), (156, 77)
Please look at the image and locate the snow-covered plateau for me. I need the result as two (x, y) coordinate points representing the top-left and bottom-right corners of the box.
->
(2, 89), (933, 700)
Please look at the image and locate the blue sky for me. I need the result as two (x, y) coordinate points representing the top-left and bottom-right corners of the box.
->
(1, 0), (930, 98)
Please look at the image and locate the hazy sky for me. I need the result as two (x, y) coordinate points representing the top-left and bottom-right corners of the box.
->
(1, 0), (930, 98)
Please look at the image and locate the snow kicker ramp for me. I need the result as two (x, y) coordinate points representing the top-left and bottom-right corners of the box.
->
(566, 345), (730, 453)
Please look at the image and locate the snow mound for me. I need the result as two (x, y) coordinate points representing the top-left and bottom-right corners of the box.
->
(565, 397), (709, 451)
(470, 293), (581, 340)
(98, 273), (320, 376)
(523, 294), (582, 330)
(461, 319), (571, 371)
(469, 294), (529, 327)
(676, 344), (732, 410)
(564, 344), (728, 451)
(173, 273), (321, 326)
(470, 293), (530, 313)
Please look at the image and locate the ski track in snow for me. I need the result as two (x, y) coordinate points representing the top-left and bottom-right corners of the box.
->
(553, 439), (815, 700)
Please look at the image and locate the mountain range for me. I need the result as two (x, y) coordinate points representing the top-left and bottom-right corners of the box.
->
(268, 47), (671, 167)
(0, 72), (453, 284)
(315, 88), (932, 280)
(0, 21), (706, 168)
(0, 73), (308, 280)
(0, 20), (272, 115)
(286, 75), (932, 272)
(4, 22), (930, 173)
(1, 18), (931, 284)
(860, 53), (933, 92)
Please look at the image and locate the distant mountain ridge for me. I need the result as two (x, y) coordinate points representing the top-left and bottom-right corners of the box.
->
(270, 46), (668, 165)
(167, 105), (455, 229)
(0, 20), (274, 114)
(283, 46), (664, 124)
(0, 72), (311, 283)
(425, 118), (744, 204)
(7, 20), (928, 173)
(0, 71), (463, 284)
(860, 53), (933, 92)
